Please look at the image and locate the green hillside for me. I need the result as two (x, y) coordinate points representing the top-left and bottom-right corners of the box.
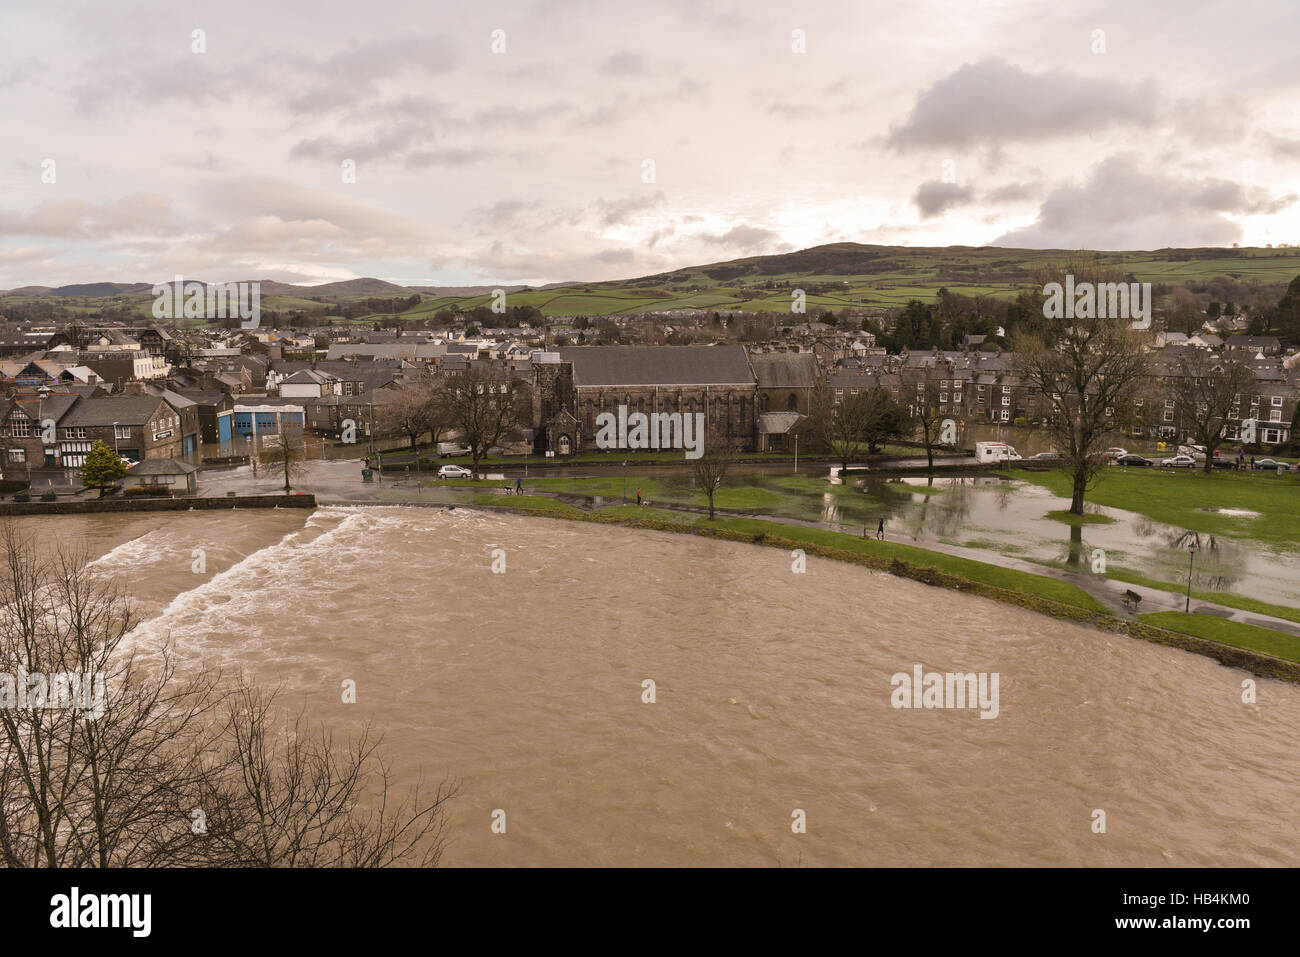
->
(4, 244), (1299, 321)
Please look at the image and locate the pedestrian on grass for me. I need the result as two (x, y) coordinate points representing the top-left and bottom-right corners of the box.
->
(516, 477), (523, 495)
(636, 488), (642, 506)
(877, 518), (885, 540)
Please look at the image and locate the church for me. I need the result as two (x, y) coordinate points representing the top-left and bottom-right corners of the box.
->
(532, 346), (761, 455)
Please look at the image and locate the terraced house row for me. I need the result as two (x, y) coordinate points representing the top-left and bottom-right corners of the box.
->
(0, 387), (199, 473)
(828, 344), (1299, 449)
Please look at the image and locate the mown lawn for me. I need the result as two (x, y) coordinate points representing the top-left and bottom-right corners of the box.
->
(1140, 612), (1300, 663)
(470, 494), (583, 516)
(1009, 467), (1300, 548)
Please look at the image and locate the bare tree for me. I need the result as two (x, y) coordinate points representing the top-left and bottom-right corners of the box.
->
(1168, 350), (1255, 471)
(899, 365), (947, 479)
(808, 385), (878, 474)
(192, 684), (455, 867)
(378, 379), (448, 451)
(0, 523), (454, 867)
(1013, 264), (1152, 515)
(692, 440), (737, 520)
(0, 522), (225, 867)
(259, 425), (309, 493)
(437, 366), (532, 479)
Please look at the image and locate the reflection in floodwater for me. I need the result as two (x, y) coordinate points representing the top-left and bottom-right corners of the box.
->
(834, 474), (1285, 604)
(1065, 524), (1084, 569)
(1164, 529), (1242, 593)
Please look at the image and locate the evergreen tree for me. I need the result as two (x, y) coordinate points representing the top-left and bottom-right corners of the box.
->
(79, 440), (127, 498)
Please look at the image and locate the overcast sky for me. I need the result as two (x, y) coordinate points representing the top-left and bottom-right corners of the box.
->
(2, 0), (1299, 288)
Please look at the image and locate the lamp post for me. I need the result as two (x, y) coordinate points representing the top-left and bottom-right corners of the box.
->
(112, 422), (119, 454)
(793, 432), (798, 473)
(1185, 539), (1198, 613)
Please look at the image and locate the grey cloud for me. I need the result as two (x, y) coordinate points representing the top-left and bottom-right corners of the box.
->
(595, 192), (666, 227)
(914, 181), (974, 218)
(1259, 132), (1300, 159)
(406, 148), (501, 169)
(888, 59), (1158, 151)
(599, 52), (644, 76)
(290, 118), (439, 164)
(468, 103), (572, 130)
(284, 36), (460, 114)
(994, 154), (1298, 249)
(196, 176), (428, 243)
(472, 199), (544, 228)
(700, 224), (777, 249)
(984, 181), (1040, 204)
(0, 194), (175, 239)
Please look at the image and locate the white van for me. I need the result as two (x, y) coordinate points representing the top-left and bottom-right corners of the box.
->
(975, 441), (1022, 464)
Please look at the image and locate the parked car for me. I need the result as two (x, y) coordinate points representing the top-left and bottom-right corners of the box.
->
(1115, 454), (1153, 467)
(1103, 447), (1128, 460)
(1160, 455), (1197, 468)
(1027, 451), (1063, 462)
(1254, 459), (1291, 472)
(1211, 458), (1238, 469)
(437, 465), (472, 479)
(437, 442), (471, 458)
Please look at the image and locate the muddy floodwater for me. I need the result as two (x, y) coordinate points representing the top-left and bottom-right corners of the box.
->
(25, 506), (1300, 866)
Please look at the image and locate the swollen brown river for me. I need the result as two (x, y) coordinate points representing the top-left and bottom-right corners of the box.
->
(33, 505), (1300, 866)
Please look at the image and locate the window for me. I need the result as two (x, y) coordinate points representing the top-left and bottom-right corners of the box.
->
(1270, 410), (1282, 422)
(977, 385), (985, 393)
(940, 393), (948, 403)
(11, 419), (30, 438)
(1164, 399), (1175, 409)
(1163, 410), (1174, 422)
(1000, 410), (1010, 422)
(1002, 385), (1011, 393)
(8, 448), (24, 463)
(1272, 395), (1283, 407)
(1001, 396), (1010, 406)
(115, 425), (131, 439)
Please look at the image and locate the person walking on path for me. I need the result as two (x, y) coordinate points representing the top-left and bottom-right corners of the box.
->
(877, 518), (885, 540)
(516, 477), (523, 495)
(636, 488), (642, 506)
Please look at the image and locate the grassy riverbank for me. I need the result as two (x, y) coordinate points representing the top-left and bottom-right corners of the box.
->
(1139, 612), (1300, 661)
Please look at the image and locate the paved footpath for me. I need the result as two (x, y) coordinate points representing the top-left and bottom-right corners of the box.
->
(197, 460), (1300, 638)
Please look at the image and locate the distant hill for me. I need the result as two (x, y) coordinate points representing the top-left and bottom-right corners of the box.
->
(30, 282), (155, 297)
(3, 245), (1298, 319)
(407, 284), (531, 296)
(1, 285), (54, 296)
(286, 278), (414, 297)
